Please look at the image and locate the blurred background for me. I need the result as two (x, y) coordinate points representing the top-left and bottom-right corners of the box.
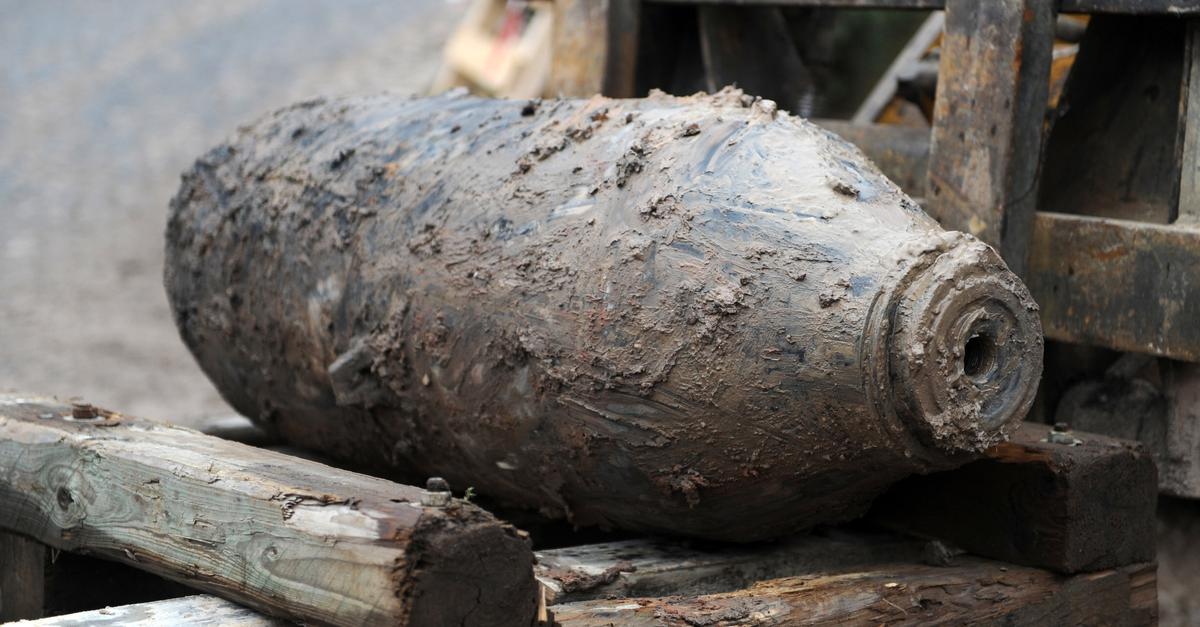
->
(0, 0), (458, 424)
(1, 1), (1197, 624)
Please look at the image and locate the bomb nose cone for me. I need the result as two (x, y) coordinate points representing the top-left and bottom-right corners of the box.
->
(887, 235), (1043, 454)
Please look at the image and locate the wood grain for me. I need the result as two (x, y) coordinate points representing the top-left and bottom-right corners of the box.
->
(0, 395), (537, 627)
(550, 560), (1157, 626)
(925, 0), (1055, 276)
(15, 594), (283, 627)
(536, 531), (923, 605)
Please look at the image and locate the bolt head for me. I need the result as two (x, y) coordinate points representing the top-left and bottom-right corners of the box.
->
(71, 402), (97, 420)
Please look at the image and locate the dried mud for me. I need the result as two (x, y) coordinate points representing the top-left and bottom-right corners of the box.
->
(165, 88), (1042, 541)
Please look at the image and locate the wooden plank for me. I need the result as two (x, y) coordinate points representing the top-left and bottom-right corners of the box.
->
(0, 531), (45, 622)
(925, 0), (1055, 276)
(1027, 212), (1200, 362)
(0, 395), (538, 627)
(536, 530), (924, 605)
(550, 561), (1157, 626)
(547, 0), (611, 97)
(646, 0), (1200, 15)
(868, 422), (1157, 574)
(16, 594), (283, 627)
(851, 13), (945, 124)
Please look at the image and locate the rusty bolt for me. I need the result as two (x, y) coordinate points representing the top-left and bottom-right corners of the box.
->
(422, 477), (452, 507)
(1047, 423), (1082, 446)
(71, 402), (98, 420)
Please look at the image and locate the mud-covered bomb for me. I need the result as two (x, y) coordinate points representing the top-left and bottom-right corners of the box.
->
(166, 88), (1042, 541)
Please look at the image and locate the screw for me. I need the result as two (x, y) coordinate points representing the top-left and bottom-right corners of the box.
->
(1047, 423), (1082, 446)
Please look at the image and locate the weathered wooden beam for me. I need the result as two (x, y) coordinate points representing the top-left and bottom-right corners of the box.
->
(550, 561), (1157, 626)
(536, 530), (924, 605)
(548, 0), (611, 97)
(0, 531), (45, 621)
(646, 0), (1200, 15)
(1027, 212), (1200, 362)
(17, 594), (284, 627)
(926, 0), (1055, 276)
(0, 395), (538, 627)
(869, 422), (1157, 574)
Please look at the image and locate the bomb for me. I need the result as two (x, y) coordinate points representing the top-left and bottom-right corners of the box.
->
(165, 89), (1042, 541)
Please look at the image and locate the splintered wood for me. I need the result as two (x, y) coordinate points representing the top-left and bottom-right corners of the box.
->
(0, 395), (538, 627)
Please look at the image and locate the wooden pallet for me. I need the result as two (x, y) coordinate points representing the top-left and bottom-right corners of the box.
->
(0, 396), (1159, 626)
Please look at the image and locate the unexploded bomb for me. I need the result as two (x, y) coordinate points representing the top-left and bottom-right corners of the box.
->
(165, 89), (1043, 541)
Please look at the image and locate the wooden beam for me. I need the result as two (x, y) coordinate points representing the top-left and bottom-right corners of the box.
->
(18, 594), (283, 627)
(851, 13), (945, 124)
(1027, 212), (1200, 362)
(926, 0), (1055, 276)
(536, 531), (924, 605)
(547, 0), (611, 97)
(550, 561), (1157, 626)
(0, 531), (45, 622)
(869, 422), (1157, 573)
(0, 395), (538, 627)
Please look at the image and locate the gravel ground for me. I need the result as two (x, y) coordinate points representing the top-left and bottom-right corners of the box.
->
(0, 3), (1196, 623)
(0, 0), (457, 424)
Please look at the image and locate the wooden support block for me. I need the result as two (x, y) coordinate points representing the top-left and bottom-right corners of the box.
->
(536, 530), (924, 605)
(549, 560), (1157, 626)
(926, 0), (1055, 276)
(0, 531), (45, 622)
(0, 395), (538, 627)
(868, 422), (1157, 573)
(16, 594), (284, 626)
